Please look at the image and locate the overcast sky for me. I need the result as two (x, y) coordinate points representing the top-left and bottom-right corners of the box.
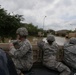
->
(0, 0), (76, 30)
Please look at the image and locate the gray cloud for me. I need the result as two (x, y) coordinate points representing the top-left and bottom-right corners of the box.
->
(0, 0), (76, 30)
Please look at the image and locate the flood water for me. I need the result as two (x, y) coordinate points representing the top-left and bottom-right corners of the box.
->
(30, 36), (68, 46)
(43, 36), (67, 46)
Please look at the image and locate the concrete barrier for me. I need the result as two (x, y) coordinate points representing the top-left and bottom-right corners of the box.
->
(0, 43), (9, 51)
(0, 43), (64, 62)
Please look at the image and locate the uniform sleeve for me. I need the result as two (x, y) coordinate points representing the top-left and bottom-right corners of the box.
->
(53, 43), (59, 50)
(9, 46), (16, 56)
(14, 43), (30, 58)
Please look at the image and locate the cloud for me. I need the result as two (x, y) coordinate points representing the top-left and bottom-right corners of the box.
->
(0, 0), (76, 30)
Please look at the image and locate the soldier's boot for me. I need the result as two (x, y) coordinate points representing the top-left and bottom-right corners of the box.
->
(57, 63), (71, 75)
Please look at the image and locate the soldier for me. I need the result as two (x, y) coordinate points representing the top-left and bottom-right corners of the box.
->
(64, 37), (76, 69)
(37, 35), (71, 75)
(9, 27), (33, 75)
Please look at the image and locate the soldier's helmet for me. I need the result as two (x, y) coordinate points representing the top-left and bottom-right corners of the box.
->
(16, 27), (28, 36)
(69, 37), (76, 44)
(46, 35), (55, 42)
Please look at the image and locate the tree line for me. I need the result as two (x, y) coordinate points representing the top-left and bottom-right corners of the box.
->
(0, 6), (46, 42)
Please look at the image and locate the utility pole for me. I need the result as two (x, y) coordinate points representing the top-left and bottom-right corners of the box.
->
(43, 16), (46, 30)
(42, 16), (46, 36)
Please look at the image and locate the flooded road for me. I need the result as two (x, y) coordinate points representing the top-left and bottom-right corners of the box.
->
(43, 36), (67, 46)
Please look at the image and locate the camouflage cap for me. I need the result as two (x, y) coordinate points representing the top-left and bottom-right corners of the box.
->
(69, 37), (76, 44)
(16, 27), (28, 36)
(46, 35), (55, 42)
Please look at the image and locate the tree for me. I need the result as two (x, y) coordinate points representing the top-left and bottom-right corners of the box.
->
(0, 6), (24, 42)
(25, 23), (38, 36)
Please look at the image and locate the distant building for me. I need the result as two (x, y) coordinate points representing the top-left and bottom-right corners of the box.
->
(38, 32), (44, 37)
(66, 32), (76, 38)
(55, 30), (69, 37)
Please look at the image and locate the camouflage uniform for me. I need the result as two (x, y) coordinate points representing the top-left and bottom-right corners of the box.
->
(9, 27), (33, 74)
(64, 37), (76, 69)
(37, 35), (71, 75)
